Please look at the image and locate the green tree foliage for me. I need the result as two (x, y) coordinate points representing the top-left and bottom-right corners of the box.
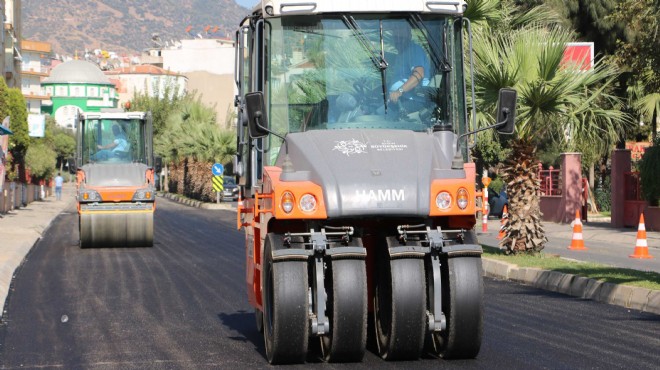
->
(469, 2), (631, 253)
(156, 95), (236, 164)
(7, 88), (29, 152)
(128, 78), (184, 136)
(610, 0), (660, 142)
(517, 0), (626, 56)
(160, 96), (237, 200)
(639, 138), (660, 206)
(24, 142), (56, 180)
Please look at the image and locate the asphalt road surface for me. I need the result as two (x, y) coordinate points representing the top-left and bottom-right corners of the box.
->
(1, 197), (658, 369)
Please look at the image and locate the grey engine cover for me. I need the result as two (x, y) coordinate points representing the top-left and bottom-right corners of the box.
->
(82, 163), (149, 187)
(275, 129), (465, 218)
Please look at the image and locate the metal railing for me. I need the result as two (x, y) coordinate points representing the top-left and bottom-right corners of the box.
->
(538, 163), (561, 196)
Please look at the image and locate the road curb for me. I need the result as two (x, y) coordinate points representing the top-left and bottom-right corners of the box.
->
(157, 192), (234, 210)
(482, 257), (659, 315)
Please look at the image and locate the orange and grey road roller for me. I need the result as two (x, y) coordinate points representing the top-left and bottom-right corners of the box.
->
(70, 111), (158, 248)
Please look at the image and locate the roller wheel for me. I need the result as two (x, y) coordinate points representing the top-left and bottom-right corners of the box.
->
(374, 250), (426, 360)
(432, 231), (483, 359)
(321, 258), (368, 362)
(79, 211), (153, 248)
(262, 233), (309, 364)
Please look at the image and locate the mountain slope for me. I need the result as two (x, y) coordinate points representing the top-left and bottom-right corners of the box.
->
(22, 0), (250, 55)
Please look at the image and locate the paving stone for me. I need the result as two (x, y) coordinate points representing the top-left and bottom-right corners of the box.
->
(628, 287), (651, 311)
(583, 279), (603, 300)
(646, 290), (660, 315)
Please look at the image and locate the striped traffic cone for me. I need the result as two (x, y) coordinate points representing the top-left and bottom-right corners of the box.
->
(630, 214), (653, 259)
(497, 205), (508, 240)
(567, 210), (587, 250)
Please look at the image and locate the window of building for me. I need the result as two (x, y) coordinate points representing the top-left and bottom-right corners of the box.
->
(55, 85), (68, 96)
(71, 86), (84, 97)
(88, 86), (98, 97)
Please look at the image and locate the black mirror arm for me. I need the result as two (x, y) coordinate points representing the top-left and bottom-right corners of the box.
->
(255, 111), (288, 155)
(452, 111), (511, 170)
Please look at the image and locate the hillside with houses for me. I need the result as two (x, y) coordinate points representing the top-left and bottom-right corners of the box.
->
(22, 0), (249, 55)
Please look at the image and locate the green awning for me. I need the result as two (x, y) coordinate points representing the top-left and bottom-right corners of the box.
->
(0, 125), (12, 135)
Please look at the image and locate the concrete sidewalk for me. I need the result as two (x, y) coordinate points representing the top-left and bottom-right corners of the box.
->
(479, 217), (660, 273)
(0, 188), (657, 319)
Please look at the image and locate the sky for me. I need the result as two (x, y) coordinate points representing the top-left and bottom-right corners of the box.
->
(234, 0), (258, 8)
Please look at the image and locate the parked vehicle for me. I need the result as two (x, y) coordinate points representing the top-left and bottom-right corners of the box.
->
(222, 176), (239, 201)
(488, 187), (509, 218)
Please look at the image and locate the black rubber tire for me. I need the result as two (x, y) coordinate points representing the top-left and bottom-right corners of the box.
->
(321, 258), (368, 362)
(262, 233), (309, 364)
(255, 308), (263, 333)
(374, 251), (426, 360)
(432, 233), (483, 359)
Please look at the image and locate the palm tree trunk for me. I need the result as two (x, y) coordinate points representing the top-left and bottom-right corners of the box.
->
(499, 140), (548, 254)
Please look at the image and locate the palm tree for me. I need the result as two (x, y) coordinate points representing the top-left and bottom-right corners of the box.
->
(156, 96), (237, 199)
(471, 24), (631, 254)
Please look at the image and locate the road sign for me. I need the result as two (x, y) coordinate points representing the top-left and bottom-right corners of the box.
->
(212, 163), (224, 176)
(212, 175), (224, 192)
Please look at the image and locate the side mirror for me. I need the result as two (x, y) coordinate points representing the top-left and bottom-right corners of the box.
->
(67, 157), (77, 174)
(244, 92), (270, 138)
(154, 156), (163, 173)
(495, 88), (517, 135)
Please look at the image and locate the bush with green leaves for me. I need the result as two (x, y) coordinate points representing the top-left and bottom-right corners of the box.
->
(639, 138), (660, 206)
(489, 177), (505, 194)
(25, 142), (57, 180)
(594, 176), (611, 212)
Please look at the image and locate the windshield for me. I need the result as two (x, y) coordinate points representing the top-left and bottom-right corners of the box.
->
(81, 118), (147, 164)
(264, 14), (464, 136)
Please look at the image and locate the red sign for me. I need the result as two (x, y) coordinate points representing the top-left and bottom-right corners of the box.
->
(626, 141), (651, 161)
(562, 42), (594, 72)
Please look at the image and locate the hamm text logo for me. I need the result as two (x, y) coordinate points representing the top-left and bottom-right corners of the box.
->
(355, 189), (405, 202)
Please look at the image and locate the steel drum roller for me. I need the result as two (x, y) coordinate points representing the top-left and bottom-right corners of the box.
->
(80, 211), (154, 248)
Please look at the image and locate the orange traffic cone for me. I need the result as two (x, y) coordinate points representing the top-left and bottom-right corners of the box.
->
(568, 210), (587, 250)
(630, 214), (653, 259)
(497, 205), (508, 240)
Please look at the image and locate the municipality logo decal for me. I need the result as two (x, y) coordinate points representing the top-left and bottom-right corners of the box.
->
(333, 139), (367, 156)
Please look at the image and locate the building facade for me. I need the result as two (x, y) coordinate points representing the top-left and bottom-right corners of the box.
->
(20, 40), (51, 114)
(161, 38), (236, 128)
(3, 0), (22, 88)
(41, 60), (119, 129)
(104, 64), (187, 108)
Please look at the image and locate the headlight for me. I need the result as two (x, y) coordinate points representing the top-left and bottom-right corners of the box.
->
(299, 194), (317, 213)
(281, 191), (294, 213)
(435, 191), (452, 210)
(457, 188), (469, 209)
(80, 189), (101, 202)
(133, 188), (153, 201)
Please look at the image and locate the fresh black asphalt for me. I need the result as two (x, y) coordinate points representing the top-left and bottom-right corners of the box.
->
(0, 197), (658, 369)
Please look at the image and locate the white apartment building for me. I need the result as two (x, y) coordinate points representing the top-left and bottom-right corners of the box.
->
(104, 64), (187, 108)
(160, 38), (237, 128)
(20, 40), (51, 114)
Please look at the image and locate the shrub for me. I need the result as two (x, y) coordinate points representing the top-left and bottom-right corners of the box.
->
(489, 177), (505, 194)
(25, 142), (56, 180)
(594, 176), (611, 212)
